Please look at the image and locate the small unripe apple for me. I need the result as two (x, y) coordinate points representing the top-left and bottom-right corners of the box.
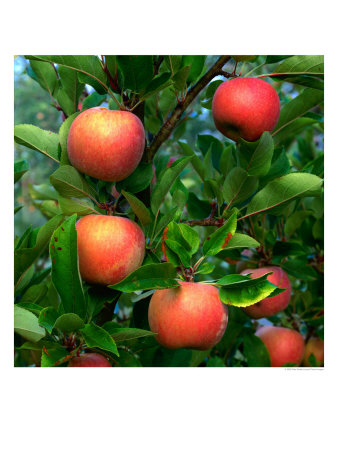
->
(68, 353), (111, 367)
(212, 77), (280, 142)
(67, 107), (145, 181)
(303, 337), (324, 367)
(256, 326), (305, 367)
(76, 214), (145, 285)
(148, 281), (228, 350)
(241, 266), (291, 319)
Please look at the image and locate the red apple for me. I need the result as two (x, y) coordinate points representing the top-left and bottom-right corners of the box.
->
(256, 326), (305, 367)
(67, 107), (145, 181)
(303, 337), (324, 367)
(241, 266), (291, 319)
(76, 214), (145, 285)
(148, 281), (228, 350)
(212, 77), (280, 142)
(68, 353), (111, 367)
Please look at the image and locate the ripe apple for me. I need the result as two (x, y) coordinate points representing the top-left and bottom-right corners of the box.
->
(68, 352), (111, 367)
(76, 214), (145, 285)
(212, 77), (280, 142)
(67, 107), (145, 181)
(148, 281), (228, 350)
(303, 337), (324, 367)
(256, 326), (305, 367)
(240, 266), (291, 319)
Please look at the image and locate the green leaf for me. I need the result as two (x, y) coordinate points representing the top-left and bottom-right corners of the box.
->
(29, 60), (58, 95)
(182, 55), (206, 84)
(82, 92), (106, 111)
(121, 190), (152, 228)
(50, 165), (94, 198)
(165, 238), (191, 267)
(200, 79), (223, 110)
(273, 55), (324, 75)
(14, 124), (59, 162)
(110, 263), (179, 292)
(245, 173), (323, 217)
(273, 118), (318, 148)
(58, 196), (99, 216)
(237, 132), (274, 176)
(56, 66), (84, 116)
(273, 88), (324, 136)
(41, 346), (70, 367)
(58, 112), (80, 165)
(223, 167), (258, 207)
(177, 223), (200, 256)
(28, 183), (58, 201)
(206, 356), (226, 367)
(243, 334), (271, 367)
(178, 141), (205, 181)
(103, 323), (156, 342)
(116, 162), (153, 194)
(14, 160), (29, 183)
(14, 206), (23, 214)
(18, 302), (44, 314)
(220, 145), (235, 177)
(81, 323), (119, 356)
(153, 207), (179, 240)
(285, 210), (313, 236)
(141, 72), (173, 100)
(50, 215), (87, 319)
(281, 259), (318, 281)
(203, 212), (237, 256)
(164, 55), (183, 74)
(14, 305), (46, 343)
(151, 156), (192, 215)
(222, 233), (260, 251)
(117, 55), (153, 92)
(196, 262), (215, 275)
(259, 147), (290, 185)
(38, 307), (60, 333)
(54, 313), (85, 332)
(172, 65), (191, 91)
(14, 215), (63, 289)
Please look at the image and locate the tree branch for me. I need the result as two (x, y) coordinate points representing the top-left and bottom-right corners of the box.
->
(146, 55), (232, 162)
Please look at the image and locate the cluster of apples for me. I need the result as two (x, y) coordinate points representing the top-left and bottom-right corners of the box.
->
(65, 77), (322, 368)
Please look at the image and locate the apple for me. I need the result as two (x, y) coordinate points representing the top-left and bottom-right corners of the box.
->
(67, 107), (145, 181)
(256, 326), (305, 367)
(148, 281), (228, 350)
(240, 266), (291, 319)
(212, 77), (280, 142)
(68, 352), (111, 367)
(76, 214), (145, 285)
(303, 337), (324, 367)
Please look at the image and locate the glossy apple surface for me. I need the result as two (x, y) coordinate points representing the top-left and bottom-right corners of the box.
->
(76, 214), (145, 285)
(303, 337), (324, 367)
(67, 107), (145, 181)
(68, 353), (111, 367)
(148, 281), (228, 350)
(212, 77), (280, 142)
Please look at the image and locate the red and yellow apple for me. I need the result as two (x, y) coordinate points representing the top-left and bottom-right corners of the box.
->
(256, 326), (305, 367)
(303, 337), (324, 367)
(76, 214), (145, 285)
(241, 266), (291, 319)
(148, 281), (228, 350)
(67, 107), (145, 181)
(68, 352), (111, 367)
(212, 77), (280, 142)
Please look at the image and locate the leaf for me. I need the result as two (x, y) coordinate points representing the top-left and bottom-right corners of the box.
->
(117, 55), (154, 92)
(116, 162), (153, 194)
(182, 55), (206, 84)
(29, 60), (58, 95)
(273, 88), (324, 136)
(29, 183), (58, 201)
(14, 305), (46, 343)
(14, 124), (59, 162)
(153, 207), (179, 240)
(206, 357), (226, 367)
(54, 313), (85, 332)
(203, 212), (237, 256)
(200, 79), (223, 109)
(110, 263), (179, 292)
(273, 55), (324, 75)
(38, 307), (60, 333)
(265, 55), (293, 64)
(141, 72), (173, 100)
(56, 66), (84, 116)
(121, 190), (152, 228)
(243, 334), (271, 367)
(285, 210), (313, 236)
(172, 65), (191, 91)
(223, 167), (258, 207)
(50, 165), (93, 198)
(178, 141), (205, 180)
(58, 112), (80, 165)
(103, 323), (156, 342)
(81, 92), (106, 110)
(151, 156), (192, 215)
(14, 160), (29, 183)
(177, 223), (200, 255)
(259, 147), (290, 185)
(18, 302), (44, 314)
(58, 196), (99, 216)
(165, 238), (191, 267)
(41, 346), (70, 367)
(222, 233), (260, 251)
(50, 215), (87, 319)
(281, 260), (318, 281)
(245, 173), (323, 217)
(196, 262), (215, 275)
(237, 132), (274, 176)
(273, 118), (318, 148)
(81, 323), (119, 356)
(14, 215), (63, 289)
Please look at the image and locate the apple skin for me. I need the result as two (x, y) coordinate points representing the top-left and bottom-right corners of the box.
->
(212, 77), (280, 142)
(256, 326), (305, 367)
(303, 337), (324, 367)
(68, 353), (111, 367)
(241, 266), (291, 319)
(148, 281), (228, 350)
(67, 107), (145, 182)
(76, 214), (145, 285)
